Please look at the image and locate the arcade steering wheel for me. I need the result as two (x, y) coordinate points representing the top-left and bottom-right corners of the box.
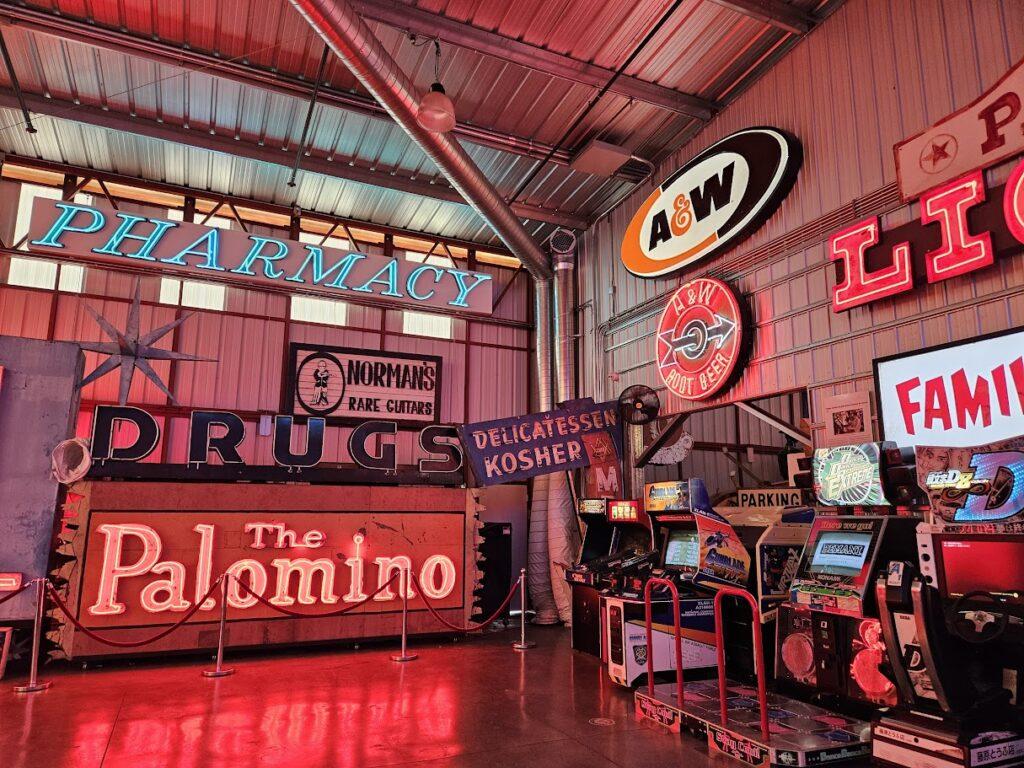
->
(950, 591), (1010, 644)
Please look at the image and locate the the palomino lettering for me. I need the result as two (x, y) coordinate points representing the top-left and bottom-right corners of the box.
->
(88, 521), (457, 616)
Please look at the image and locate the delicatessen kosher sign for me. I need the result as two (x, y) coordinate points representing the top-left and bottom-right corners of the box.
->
(458, 399), (620, 486)
(26, 199), (493, 314)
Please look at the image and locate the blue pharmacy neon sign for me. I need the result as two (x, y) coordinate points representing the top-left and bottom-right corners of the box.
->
(26, 199), (494, 314)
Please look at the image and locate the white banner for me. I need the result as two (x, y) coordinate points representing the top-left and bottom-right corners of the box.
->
(875, 328), (1024, 447)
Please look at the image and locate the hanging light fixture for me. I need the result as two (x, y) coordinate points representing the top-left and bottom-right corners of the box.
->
(416, 39), (456, 133)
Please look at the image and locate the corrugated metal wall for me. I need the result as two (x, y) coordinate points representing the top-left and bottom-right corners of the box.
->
(580, 0), (1024, 491)
(0, 181), (531, 464)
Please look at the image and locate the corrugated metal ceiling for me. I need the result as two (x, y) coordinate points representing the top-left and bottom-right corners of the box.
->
(0, 0), (832, 247)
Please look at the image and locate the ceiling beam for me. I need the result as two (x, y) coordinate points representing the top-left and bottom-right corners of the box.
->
(707, 0), (815, 35)
(0, 89), (589, 230)
(0, 4), (643, 181)
(351, 0), (718, 120)
(0, 154), (512, 255)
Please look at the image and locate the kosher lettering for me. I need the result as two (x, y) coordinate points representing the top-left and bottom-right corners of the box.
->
(27, 199), (493, 314)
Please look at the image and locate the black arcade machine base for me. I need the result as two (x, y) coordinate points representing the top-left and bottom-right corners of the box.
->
(635, 679), (871, 767)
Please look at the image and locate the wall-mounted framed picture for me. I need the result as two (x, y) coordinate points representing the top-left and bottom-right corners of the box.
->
(283, 343), (443, 427)
(820, 390), (874, 448)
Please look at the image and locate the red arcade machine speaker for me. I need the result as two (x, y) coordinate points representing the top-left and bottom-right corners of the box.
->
(845, 618), (898, 706)
(776, 603), (817, 686)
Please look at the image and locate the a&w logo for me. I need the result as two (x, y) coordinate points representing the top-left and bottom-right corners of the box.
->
(622, 127), (802, 278)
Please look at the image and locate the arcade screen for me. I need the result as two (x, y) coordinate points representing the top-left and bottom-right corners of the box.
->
(937, 537), (1024, 605)
(663, 529), (700, 570)
(808, 531), (873, 577)
(609, 500), (640, 522)
(646, 482), (689, 512)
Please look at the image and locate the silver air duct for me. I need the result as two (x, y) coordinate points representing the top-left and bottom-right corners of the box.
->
(548, 228), (580, 623)
(287, 0), (560, 623)
(286, 0), (552, 283)
(531, 279), (559, 624)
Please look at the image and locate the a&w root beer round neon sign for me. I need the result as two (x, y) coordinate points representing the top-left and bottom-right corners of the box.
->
(656, 278), (745, 401)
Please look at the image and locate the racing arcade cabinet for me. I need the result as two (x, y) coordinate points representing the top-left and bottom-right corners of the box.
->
(874, 440), (1024, 768)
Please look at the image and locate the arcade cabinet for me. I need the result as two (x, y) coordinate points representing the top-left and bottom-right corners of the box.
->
(566, 498), (615, 656)
(777, 514), (917, 710)
(873, 440), (1024, 768)
(605, 481), (724, 688)
(755, 512), (813, 621)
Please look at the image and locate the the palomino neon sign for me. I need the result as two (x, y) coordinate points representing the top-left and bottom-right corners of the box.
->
(88, 520), (458, 617)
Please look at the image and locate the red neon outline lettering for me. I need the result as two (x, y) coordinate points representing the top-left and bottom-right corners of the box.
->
(921, 171), (993, 283)
(89, 523), (162, 616)
(419, 555), (457, 600)
(1005, 159), (1024, 245)
(225, 559), (268, 609)
(829, 218), (913, 312)
(374, 556), (415, 600)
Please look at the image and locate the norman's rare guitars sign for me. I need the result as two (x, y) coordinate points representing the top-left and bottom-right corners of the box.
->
(830, 56), (1024, 312)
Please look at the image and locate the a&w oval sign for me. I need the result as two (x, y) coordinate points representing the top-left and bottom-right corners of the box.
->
(622, 128), (802, 278)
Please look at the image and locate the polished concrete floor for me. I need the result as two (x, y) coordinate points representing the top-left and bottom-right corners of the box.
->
(0, 625), (720, 768)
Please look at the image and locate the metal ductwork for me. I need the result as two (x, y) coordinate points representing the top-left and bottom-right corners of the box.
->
(547, 228), (580, 623)
(530, 279), (559, 624)
(286, 0), (552, 283)
(287, 0), (561, 623)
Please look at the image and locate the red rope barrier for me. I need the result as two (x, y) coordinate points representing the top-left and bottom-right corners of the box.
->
(47, 578), (223, 649)
(410, 572), (519, 633)
(0, 582), (30, 607)
(232, 572), (400, 618)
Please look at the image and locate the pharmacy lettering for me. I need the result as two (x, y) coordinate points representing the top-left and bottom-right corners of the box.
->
(78, 510), (463, 628)
(458, 399), (621, 486)
(26, 199), (493, 314)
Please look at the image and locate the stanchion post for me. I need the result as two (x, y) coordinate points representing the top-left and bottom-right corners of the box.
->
(391, 567), (418, 662)
(14, 579), (52, 693)
(512, 568), (535, 651)
(203, 574), (235, 678)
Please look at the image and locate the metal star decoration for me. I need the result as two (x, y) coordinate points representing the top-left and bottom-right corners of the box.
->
(78, 279), (214, 405)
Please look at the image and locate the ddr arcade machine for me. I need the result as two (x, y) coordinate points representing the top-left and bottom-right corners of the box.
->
(642, 444), (915, 767)
(874, 438), (1024, 768)
(634, 481), (767, 730)
(777, 444), (919, 716)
